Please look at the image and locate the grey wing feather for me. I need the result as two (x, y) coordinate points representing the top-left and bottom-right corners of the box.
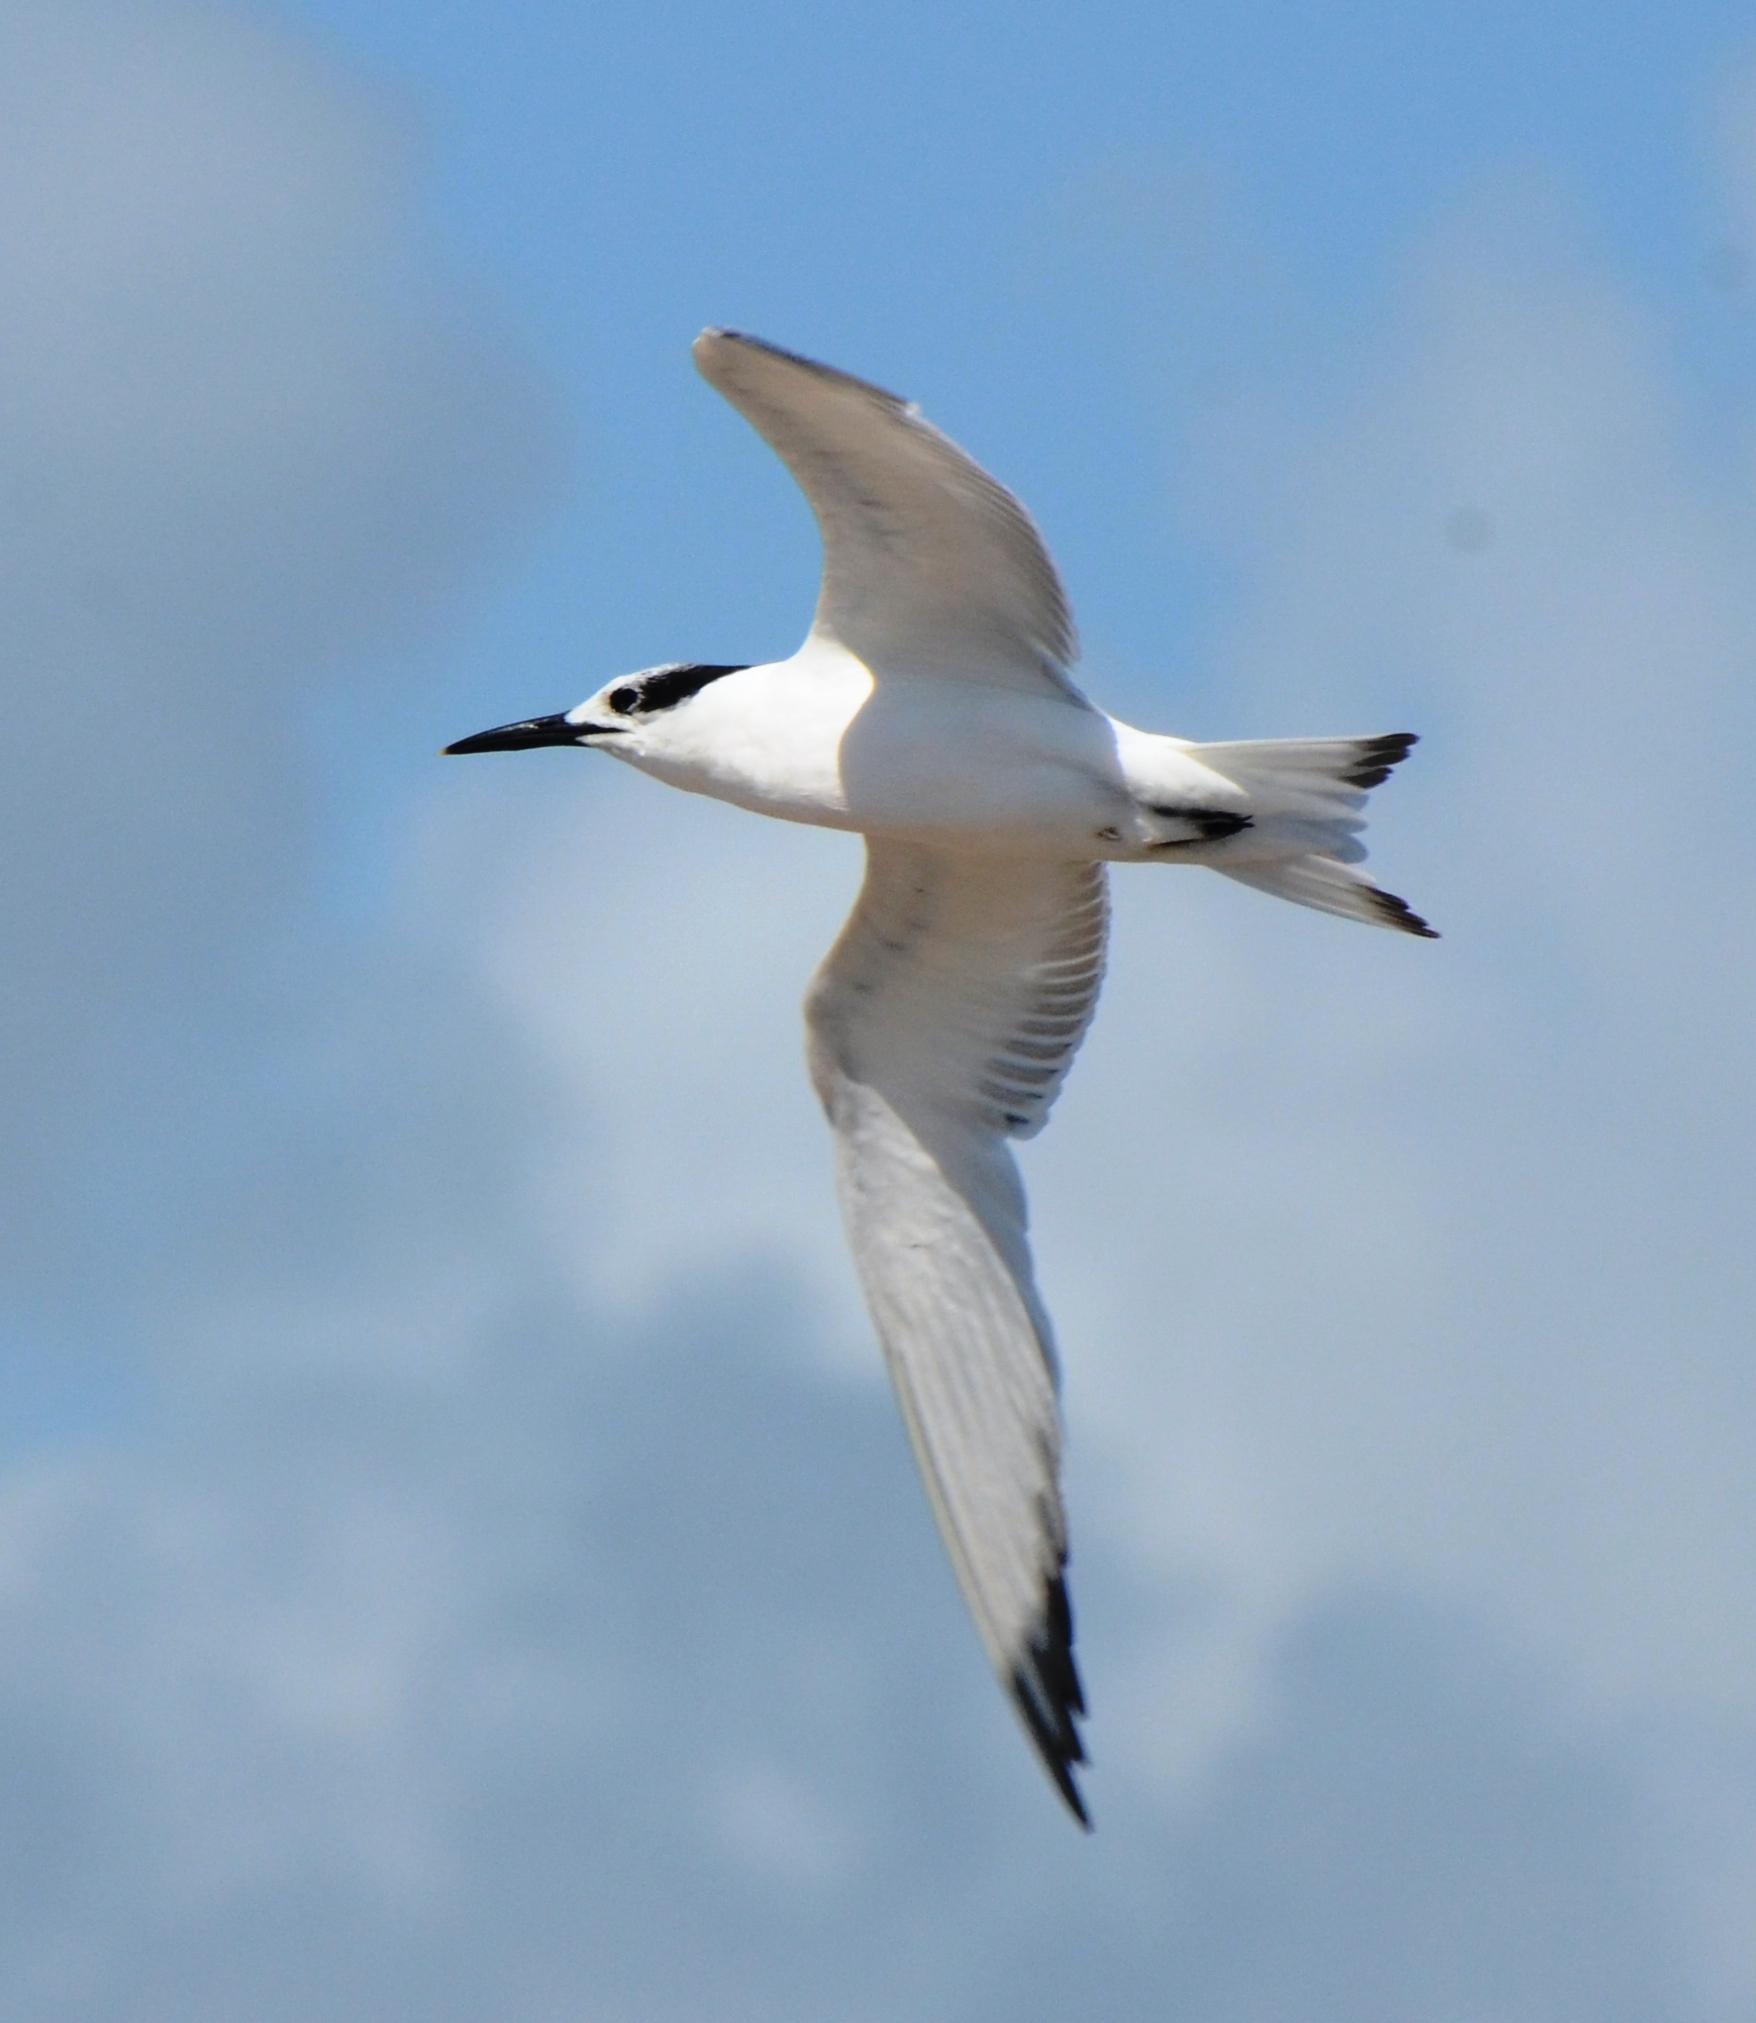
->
(693, 328), (1082, 696)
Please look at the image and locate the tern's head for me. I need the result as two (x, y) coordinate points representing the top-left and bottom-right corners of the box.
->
(442, 662), (750, 757)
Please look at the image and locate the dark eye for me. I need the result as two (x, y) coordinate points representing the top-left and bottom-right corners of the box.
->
(608, 684), (640, 715)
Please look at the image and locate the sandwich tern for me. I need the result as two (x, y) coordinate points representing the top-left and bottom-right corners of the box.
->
(445, 329), (1436, 1826)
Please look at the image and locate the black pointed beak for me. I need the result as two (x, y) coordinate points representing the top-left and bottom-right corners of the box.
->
(442, 712), (604, 756)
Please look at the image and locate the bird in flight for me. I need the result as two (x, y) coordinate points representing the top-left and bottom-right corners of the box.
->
(445, 329), (1435, 1826)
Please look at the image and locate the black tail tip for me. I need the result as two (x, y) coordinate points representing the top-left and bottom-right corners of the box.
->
(1369, 884), (1440, 938)
(1345, 732), (1420, 790)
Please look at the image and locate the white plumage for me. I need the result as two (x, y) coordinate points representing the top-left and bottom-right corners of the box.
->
(445, 329), (1436, 1825)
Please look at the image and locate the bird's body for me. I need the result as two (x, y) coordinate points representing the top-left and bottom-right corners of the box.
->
(446, 329), (1436, 1826)
(608, 645), (1234, 858)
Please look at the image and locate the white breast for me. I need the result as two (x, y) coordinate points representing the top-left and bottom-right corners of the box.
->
(615, 651), (866, 824)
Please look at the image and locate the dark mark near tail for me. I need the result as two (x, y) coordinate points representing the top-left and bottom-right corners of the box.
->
(1146, 807), (1254, 846)
(1191, 810), (1254, 840)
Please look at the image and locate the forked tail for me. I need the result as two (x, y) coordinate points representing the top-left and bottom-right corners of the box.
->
(1192, 732), (1438, 938)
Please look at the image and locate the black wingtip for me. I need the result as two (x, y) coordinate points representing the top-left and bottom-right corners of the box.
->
(1011, 1667), (1092, 1829)
(1010, 1569), (1092, 1829)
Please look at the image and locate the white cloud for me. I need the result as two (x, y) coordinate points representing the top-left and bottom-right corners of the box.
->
(0, 0), (564, 1293)
(426, 762), (871, 1339)
(1113, 173), (1756, 1716)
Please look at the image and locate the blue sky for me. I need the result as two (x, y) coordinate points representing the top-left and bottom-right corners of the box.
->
(4, 0), (1756, 2016)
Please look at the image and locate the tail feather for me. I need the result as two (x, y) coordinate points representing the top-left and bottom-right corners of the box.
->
(1342, 732), (1420, 789)
(1220, 856), (1439, 938)
(1190, 732), (1437, 939)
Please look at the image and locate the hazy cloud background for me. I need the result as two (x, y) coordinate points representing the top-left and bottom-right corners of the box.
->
(4, 0), (1754, 2016)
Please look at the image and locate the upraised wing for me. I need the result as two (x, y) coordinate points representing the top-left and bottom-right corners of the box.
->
(805, 842), (1108, 1821)
(693, 329), (1082, 696)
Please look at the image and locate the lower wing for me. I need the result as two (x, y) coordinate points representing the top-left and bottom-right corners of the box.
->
(804, 842), (1108, 1821)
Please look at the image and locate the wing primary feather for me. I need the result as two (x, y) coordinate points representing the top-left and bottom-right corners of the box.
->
(1011, 1564), (1091, 1829)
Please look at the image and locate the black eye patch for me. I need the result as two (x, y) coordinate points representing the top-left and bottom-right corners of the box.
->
(608, 684), (641, 714)
(634, 662), (748, 712)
